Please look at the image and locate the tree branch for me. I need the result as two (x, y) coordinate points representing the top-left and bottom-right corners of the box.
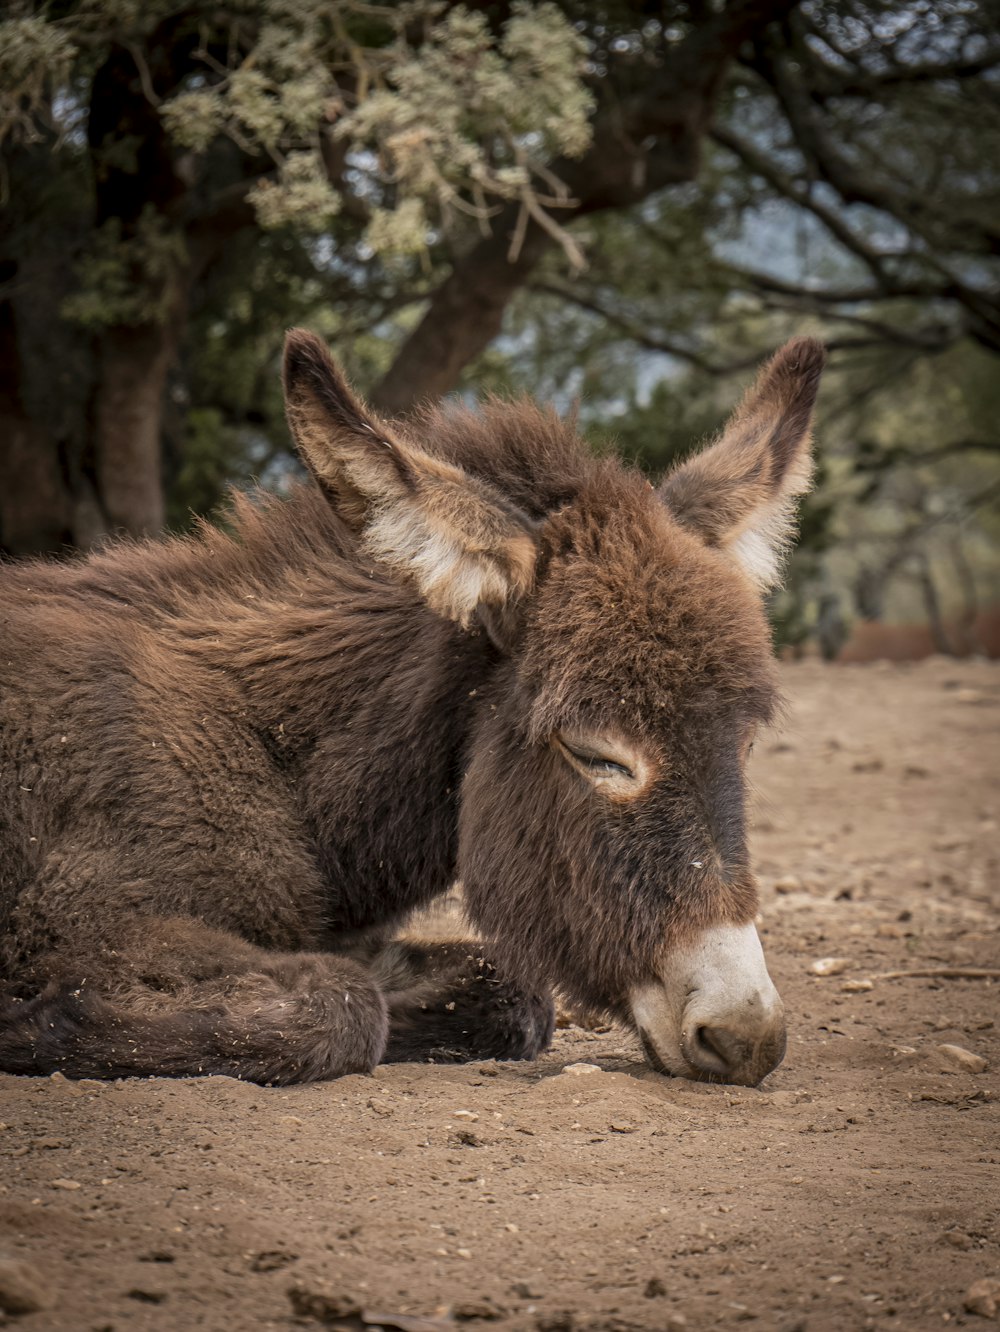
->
(752, 34), (1000, 255)
(527, 279), (760, 374)
(788, 13), (1000, 99)
(711, 125), (919, 293)
(711, 123), (1000, 353)
(752, 296), (961, 353)
(372, 0), (803, 413)
(714, 262), (944, 306)
(856, 437), (1000, 468)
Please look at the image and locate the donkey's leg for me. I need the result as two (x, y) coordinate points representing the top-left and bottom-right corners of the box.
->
(0, 916), (387, 1084)
(372, 941), (554, 1064)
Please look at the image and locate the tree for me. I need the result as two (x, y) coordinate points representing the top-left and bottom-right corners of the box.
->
(0, 0), (599, 549)
(1, 0), (998, 568)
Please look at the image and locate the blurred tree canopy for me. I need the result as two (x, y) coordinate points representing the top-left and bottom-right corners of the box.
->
(1, 0), (998, 650)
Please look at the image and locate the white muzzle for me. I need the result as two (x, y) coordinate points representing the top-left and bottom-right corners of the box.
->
(630, 922), (786, 1086)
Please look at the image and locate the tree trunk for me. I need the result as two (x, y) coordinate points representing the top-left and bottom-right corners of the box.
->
(950, 535), (980, 656)
(0, 292), (73, 554)
(92, 318), (182, 537)
(82, 25), (198, 541)
(853, 565), (886, 621)
(371, 223), (550, 415)
(0, 417), (73, 557)
(0, 320), (180, 553)
(916, 555), (951, 655)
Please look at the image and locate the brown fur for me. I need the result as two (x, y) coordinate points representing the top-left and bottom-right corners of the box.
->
(0, 332), (824, 1083)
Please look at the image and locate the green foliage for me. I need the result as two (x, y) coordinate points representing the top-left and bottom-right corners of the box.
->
(3, 0), (998, 653)
(248, 151), (342, 231)
(2, 0), (594, 348)
(61, 210), (187, 328)
(585, 377), (724, 476)
(0, 13), (75, 147)
(167, 407), (245, 528)
(342, 3), (593, 257)
(157, 1), (592, 248)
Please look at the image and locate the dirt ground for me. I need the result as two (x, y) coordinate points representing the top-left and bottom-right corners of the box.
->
(1, 658), (998, 1332)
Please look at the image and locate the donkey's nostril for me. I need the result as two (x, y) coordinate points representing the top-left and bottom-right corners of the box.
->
(690, 1024), (752, 1078)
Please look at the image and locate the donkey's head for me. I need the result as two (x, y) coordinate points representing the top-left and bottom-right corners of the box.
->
(283, 331), (825, 1086)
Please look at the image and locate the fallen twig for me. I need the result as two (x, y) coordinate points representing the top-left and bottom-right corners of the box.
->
(873, 968), (1000, 981)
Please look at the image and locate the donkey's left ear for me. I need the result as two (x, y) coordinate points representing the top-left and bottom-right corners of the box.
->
(283, 328), (538, 629)
(659, 338), (826, 590)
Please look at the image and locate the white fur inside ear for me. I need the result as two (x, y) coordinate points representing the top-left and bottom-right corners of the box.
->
(728, 524), (782, 590)
(726, 449), (813, 590)
(727, 495), (796, 590)
(364, 504), (514, 626)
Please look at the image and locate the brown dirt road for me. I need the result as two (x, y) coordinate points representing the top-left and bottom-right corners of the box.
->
(1, 659), (998, 1332)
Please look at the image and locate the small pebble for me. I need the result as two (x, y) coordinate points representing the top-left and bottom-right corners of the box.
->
(773, 875), (802, 894)
(535, 1315), (574, 1332)
(559, 1063), (603, 1076)
(452, 1110), (479, 1121)
(810, 957), (853, 977)
(127, 1288), (168, 1304)
(0, 1256), (52, 1314)
(944, 1230), (974, 1250)
(875, 922), (904, 938)
(965, 1277), (1000, 1318)
(49, 1178), (81, 1191)
(511, 1281), (543, 1299)
(937, 1044), (988, 1074)
(841, 979), (874, 993)
(955, 688), (985, 704)
(288, 1284), (361, 1322)
(452, 1300), (504, 1321)
(248, 1250), (295, 1273)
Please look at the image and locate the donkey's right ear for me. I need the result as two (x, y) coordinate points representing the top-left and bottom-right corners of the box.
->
(658, 338), (825, 591)
(282, 329), (539, 629)
(283, 327), (411, 529)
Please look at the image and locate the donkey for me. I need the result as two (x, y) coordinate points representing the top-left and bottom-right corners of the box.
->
(0, 331), (825, 1087)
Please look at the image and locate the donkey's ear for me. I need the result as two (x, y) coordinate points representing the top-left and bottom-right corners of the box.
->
(283, 329), (538, 627)
(658, 338), (826, 590)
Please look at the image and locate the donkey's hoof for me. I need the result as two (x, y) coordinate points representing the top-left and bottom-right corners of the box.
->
(384, 970), (554, 1065)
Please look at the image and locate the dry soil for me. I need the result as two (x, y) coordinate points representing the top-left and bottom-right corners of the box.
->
(1, 659), (998, 1332)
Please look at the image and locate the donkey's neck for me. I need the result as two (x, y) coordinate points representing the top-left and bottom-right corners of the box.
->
(197, 487), (494, 738)
(189, 487), (500, 928)
(56, 483), (501, 927)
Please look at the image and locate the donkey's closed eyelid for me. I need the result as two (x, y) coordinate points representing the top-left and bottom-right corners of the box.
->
(560, 742), (633, 778)
(552, 731), (652, 797)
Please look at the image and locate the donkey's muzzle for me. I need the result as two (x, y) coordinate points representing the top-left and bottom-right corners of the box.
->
(630, 921), (786, 1087)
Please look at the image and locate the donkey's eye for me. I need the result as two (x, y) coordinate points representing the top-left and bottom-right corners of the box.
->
(564, 746), (634, 779)
(553, 730), (645, 793)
